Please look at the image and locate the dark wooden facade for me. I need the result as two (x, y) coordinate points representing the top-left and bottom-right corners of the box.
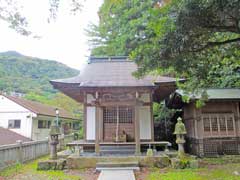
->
(168, 89), (240, 157)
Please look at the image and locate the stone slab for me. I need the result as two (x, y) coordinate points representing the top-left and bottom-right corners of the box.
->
(37, 159), (66, 170)
(67, 154), (171, 169)
(98, 170), (135, 180)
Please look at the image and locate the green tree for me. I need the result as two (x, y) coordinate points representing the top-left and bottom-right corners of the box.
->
(88, 0), (240, 91)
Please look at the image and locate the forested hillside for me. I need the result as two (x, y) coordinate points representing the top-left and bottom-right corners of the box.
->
(0, 51), (79, 95)
(0, 51), (82, 119)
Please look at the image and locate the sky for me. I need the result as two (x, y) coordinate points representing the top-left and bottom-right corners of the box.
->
(0, 0), (103, 70)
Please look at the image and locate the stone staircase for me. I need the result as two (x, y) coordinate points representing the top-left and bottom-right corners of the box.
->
(96, 161), (139, 171)
(100, 145), (135, 155)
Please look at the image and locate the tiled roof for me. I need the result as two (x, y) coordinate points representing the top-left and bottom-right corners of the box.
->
(50, 57), (178, 87)
(176, 88), (240, 100)
(0, 127), (31, 145)
(4, 95), (76, 119)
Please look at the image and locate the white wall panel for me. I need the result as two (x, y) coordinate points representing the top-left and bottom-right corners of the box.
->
(86, 107), (96, 140)
(139, 106), (151, 140)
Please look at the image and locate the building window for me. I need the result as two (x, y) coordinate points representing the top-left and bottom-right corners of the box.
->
(119, 106), (133, 123)
(103, 106), (133, 123)
(211, 116), (218, 132)
(38, 120), (51, 129)
(8, 120), (21, 129)
(103, 107), (117, 123)
(203, 117), (210, 132)
(219, 116), (226, 132)
(202, 114), (235, 137)
(73, 122), (80, 130)
(227, 116), (234, 131)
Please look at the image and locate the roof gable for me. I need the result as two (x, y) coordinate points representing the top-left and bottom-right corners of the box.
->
(2, 95), (76, 119)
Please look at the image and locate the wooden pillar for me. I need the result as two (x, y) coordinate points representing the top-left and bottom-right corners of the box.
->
(99, 107), (104, 142)
(95, 92), (100, 155)
(95, 105), (100, 155)
(83, 92), (87, 140)
(150, 91), (154, 141)
(135, 92), (141, 155)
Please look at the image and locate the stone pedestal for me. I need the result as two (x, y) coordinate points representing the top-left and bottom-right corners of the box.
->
(50, 136), (59, 160)
(178, 143), (184, 153)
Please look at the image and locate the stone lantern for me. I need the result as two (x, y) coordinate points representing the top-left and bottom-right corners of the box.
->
(173, 117), (187, 155)
(49, 108), (61, 160)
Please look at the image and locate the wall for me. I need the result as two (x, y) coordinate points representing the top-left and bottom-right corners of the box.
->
(86, 107), (96, 140)
(0, 134), (74, 170)
(139, 106), (151, 140)
(0, 95), (35, 138)
(32, 115), (78, 140)
(32, 117), (50, 140)
(184, 100), (240, 157)
(86, 94), (96, 140)
(0, 140), (49, 170)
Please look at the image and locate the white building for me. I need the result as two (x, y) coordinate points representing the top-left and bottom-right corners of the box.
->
(0, 94), (79, 140)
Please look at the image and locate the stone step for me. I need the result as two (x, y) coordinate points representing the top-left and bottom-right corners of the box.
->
(97, 167), (140, 171)
(100, 150), (135, 155)
(96, 161), (139, 171)
(100, 145), (135, 154)
(100, 145), (135, 150)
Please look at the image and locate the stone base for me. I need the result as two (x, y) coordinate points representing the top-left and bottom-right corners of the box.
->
(57, 149), (73, 159)
(37, 159), (66, 171)
(66, 154), (171, 169)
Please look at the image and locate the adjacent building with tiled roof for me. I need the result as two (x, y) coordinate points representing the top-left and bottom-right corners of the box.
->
(167, 88), (240, 157)
(0, 94), (79, 141)
(0, 127), (31, 145)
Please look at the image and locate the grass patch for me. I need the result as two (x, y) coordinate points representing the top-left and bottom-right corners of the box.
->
(146, 169), (202, 180)
(0, 156), (81, 180)
(145, 158), (240, 180)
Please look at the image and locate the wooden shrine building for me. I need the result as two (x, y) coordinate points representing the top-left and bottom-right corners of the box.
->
(50, 57), (178, 155)
(167, 89), (240, 157)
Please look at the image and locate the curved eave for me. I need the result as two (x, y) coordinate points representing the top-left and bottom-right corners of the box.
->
(50, 79), (179, 103)
(50, 80), (84, 103)
(153, 81), (178, 103)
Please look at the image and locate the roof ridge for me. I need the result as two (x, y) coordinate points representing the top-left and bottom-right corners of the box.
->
(88, 56), (131, 64)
